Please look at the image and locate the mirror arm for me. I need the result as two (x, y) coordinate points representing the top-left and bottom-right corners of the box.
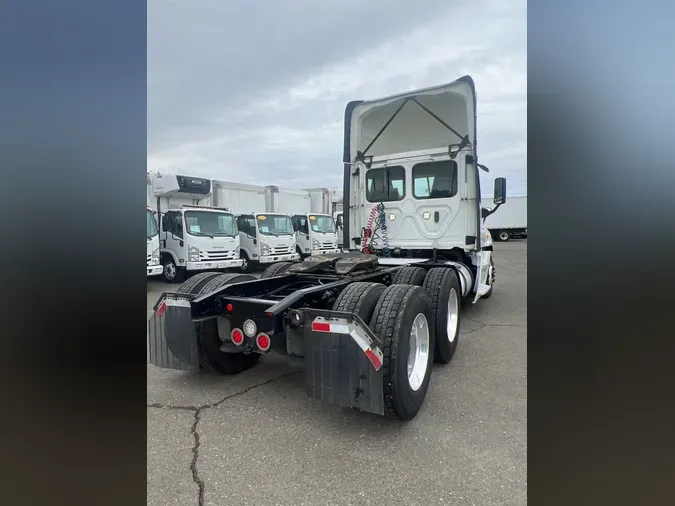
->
(481, 203), (503, 222)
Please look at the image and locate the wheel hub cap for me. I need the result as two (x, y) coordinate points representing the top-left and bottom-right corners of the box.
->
(446, 288), (459, 343)
(407, 313), (430, 391)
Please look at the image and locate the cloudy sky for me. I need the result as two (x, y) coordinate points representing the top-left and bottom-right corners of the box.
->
(148, 0), (527, 196)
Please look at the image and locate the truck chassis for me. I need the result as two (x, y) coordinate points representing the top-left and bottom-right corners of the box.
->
(149, 251), (480, 420)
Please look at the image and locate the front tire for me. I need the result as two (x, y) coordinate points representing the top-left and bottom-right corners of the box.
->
(482, 258), (495, 299)
(239, 251), (252, 273)
(369, 284), (433, 421)
(162, 256), (185, 283)
(422, 268), (462, 364)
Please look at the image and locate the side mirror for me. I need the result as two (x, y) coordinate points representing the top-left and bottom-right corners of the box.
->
(494, 177), (507, 205)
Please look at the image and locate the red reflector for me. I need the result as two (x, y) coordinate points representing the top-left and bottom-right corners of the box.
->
(266, 312), (274, 317)
(226, 303), (233, 312)
(365, 349), (382, 370)
(312, 321), (331, 332)
(156, 302), (167, 316)
(231, 329), (244, 345)
(256, 333), (270, 351)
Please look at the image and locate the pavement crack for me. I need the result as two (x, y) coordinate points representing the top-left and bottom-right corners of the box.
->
(190, 410), (205, 506)
(148, 370), (301, 506)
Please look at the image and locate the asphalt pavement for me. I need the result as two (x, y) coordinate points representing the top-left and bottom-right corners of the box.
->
(147, 241), (527, 506)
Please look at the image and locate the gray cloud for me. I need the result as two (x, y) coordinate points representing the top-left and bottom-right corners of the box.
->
(149, 0), (527, 196)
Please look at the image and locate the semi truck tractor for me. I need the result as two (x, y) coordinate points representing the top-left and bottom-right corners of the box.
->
(265, 186), (340, 258)
(482, 195), (527, 241)
(148, 75), (508, 421)
(211, 180), (299, 272)
(149, 173), (243, 283)
(147, 173), (163, 277)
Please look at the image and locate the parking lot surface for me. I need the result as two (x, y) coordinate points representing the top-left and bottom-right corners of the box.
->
(147, 241), (527, 506)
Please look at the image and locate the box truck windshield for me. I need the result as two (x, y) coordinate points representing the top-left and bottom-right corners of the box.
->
(258, 214), (294, 236)
(147, 209), (159, 238)
(184, 211), (237, 237)
(309, 215), (336, 234)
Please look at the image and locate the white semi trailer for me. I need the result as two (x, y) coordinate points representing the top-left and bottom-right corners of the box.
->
(211, 180), (299, 272)
(482, 195), (527, 241)
(149, 173), (243, 283)
(264, 186), (340, 258)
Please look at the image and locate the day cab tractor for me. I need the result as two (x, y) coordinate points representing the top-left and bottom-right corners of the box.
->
(148, 76), (508, 421)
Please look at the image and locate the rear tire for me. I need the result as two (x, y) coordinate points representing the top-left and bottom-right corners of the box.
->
(422, 268), (462, 364)
(391, 266), (427, 286)
(260, 262), (294, 279)
(179, 273), (262, 374)
(332, 282), (386, 322)
(498, 230), (510, 242)
(369, 285), (432, 420)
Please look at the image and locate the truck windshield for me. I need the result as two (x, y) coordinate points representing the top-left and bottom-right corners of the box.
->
(184, 211), (237, 237)
(309, 215), (336, 234)
(257, 215), (294, 236)
(147, 209), (158, 238)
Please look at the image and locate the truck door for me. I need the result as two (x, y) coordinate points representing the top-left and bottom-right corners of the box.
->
(162, 211), (185, 264)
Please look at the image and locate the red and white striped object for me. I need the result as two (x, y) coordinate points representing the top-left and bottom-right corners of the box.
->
(155, 297), (191, 316)
(311, 316), (384, 371)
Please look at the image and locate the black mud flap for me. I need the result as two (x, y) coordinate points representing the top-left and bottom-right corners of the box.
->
(300, 309), (384, 416)
(147, 294), (199, 371)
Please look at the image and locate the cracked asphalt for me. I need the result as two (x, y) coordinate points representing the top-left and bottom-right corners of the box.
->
(147, 241), (527, 506)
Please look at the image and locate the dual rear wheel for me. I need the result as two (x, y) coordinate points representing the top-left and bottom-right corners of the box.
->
(331, 266), (462, 420)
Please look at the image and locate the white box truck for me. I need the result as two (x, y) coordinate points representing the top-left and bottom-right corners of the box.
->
(211, 180), (299, 272)
(149, 173), (243, 283)
(146, 173), (163, 277)
(482, 195), (527, 241)
(265, 186), (340, 258)
(330, 188), (344, 245)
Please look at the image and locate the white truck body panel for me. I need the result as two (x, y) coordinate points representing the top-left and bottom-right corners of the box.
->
(483, 196), (527, 230)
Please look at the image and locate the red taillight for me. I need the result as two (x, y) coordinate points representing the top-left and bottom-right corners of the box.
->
(256, 333), (271, 351)
(231, 328), (244, 346)
(226, 303), (233, 312)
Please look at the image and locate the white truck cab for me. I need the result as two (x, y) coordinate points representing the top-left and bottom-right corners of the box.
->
(146, 206), (163, 277)
(344, 75), (507, 302)
(150, 173), (243, 283)
(290, 213), (341, 258)
(235, 213), (299, 271)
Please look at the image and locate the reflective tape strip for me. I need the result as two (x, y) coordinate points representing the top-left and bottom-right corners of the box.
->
(156, 297), (191, 316)
(311, 317), (383, 371)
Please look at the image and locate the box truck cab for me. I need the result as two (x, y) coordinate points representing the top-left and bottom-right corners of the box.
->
(235, 213), (299, 271)
(146, 206), (163, 277)
(265, 185), (340, 258)
(211, 180), (300, 271)
(150, 173), (243, 283)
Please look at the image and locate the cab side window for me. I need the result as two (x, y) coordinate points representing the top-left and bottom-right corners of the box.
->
(162, 211), (184, 239)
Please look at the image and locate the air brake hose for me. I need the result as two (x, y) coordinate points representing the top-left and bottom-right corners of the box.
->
(361, 203), (391, 257)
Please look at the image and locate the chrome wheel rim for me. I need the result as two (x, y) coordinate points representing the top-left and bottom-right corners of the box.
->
(241, 258), (248, 270)
(446, 288), (459, 343)
(407, 313), (430, 391)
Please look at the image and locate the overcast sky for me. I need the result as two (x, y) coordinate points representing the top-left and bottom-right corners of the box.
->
(148, 0), (527, 196)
